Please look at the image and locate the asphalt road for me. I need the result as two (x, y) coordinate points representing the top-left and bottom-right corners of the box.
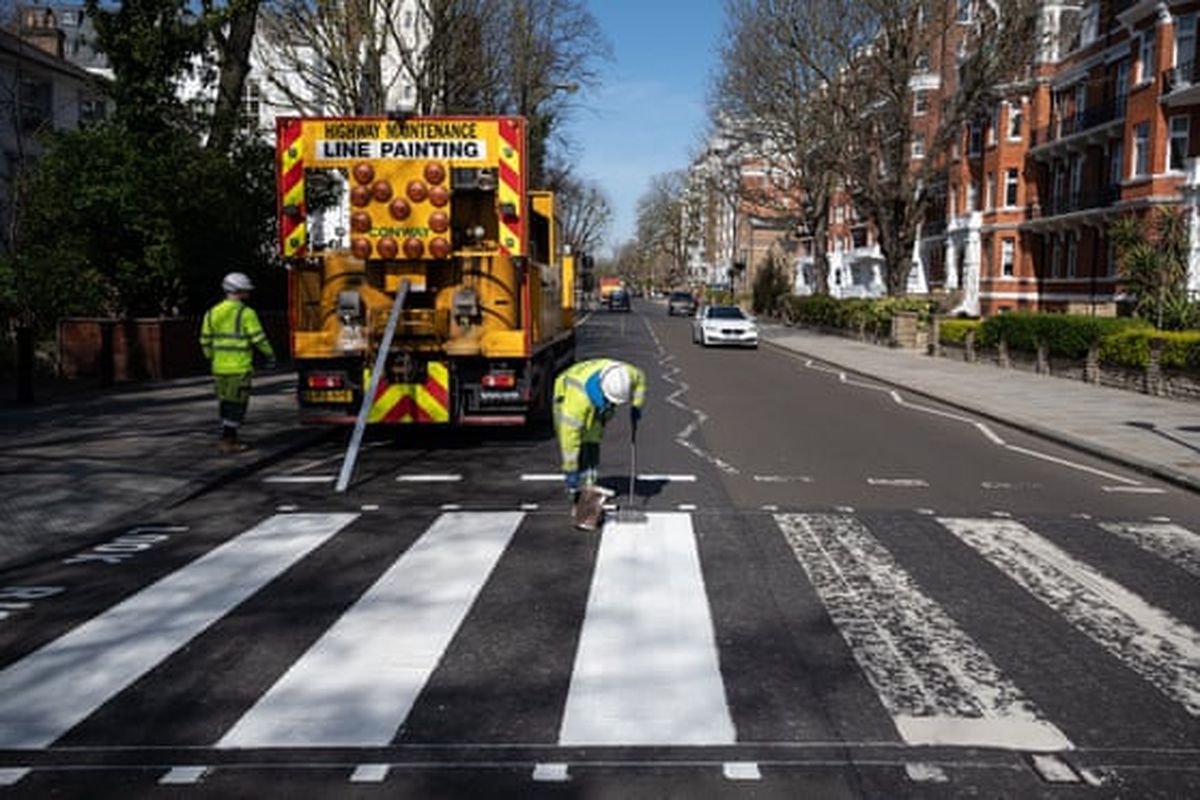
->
(1, 299), (1198, 797)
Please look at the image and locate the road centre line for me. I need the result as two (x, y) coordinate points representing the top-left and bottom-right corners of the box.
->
(940, 517), (1200, 716)
(219, 511), (522, 747)
(559, 512), (735, 745)
(263, 475), (336, 484)
(867, 477), (930, 487)
(396, 474), (462, 482)
(1101, 485), (1166, 494)
(0, 513), (358, 749)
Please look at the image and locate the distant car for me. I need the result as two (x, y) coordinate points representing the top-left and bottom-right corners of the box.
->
(667, 291), (698, 316)
(607, 289), (631, 311)
(693, 305), (758, 348)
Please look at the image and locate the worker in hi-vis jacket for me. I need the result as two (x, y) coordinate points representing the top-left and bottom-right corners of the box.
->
(552, 358), (646, 517)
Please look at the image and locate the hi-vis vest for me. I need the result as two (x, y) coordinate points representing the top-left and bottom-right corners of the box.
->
(553, 358), (646, 472)
(200, 299), (274, 375)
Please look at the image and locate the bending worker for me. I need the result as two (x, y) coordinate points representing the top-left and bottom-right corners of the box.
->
(553, 358), (646, 503)
(200, 272), (276, 454)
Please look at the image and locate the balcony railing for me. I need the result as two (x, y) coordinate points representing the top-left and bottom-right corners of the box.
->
(1034, 184), (1118, 218)
(1030, 100), (1124, 148)
(1163, 59), (1199, 93)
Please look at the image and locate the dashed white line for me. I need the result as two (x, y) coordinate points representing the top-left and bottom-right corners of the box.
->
(262, 475), (336, 484)
(867, 477), (930, 487)
(397, 474), (462, 482)
(1102, 486), (1166, 494)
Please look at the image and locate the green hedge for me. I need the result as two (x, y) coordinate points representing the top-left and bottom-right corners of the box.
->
(976, 313), (1147, 360)
(938, 318), (981, 345)
(784, 295), (940, 337)
(1100, 329), (1200, 369)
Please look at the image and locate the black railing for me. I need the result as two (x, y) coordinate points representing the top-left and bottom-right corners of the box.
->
(1031, 100), (1124, 148)
(1037, 184), (1117, 217)
(1163, 59), (1199, 93)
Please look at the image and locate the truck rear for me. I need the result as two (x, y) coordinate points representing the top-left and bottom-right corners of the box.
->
(276, 116), (576, 425)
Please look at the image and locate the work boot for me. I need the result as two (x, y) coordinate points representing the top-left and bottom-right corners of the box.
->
(219, 430), (249, 454)
(573, 486), (605, 531)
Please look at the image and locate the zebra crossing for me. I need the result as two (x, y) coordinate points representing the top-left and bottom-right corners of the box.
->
(0, 507), (1197, 787)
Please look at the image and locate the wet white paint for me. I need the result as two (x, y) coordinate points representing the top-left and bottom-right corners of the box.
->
(940, 517), (1200, 716)
(532, 763), (570, 782)
(159, 766), (207, 785)
(0, 513), (357, 749)
(349, 764), (390, 782)
(775, 513), (1071, 751)
(396, 474), (462, 482)
(219, 512), (521, 747)
(723, 762), (761, 780)
(559, 512), (735, 745)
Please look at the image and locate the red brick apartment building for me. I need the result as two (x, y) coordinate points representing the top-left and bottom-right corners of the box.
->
(698, 1), (1200, 316)
(940, 0), (1200, 316)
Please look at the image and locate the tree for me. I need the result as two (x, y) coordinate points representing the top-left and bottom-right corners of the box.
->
(751, 247), (792, 317)
(202, 0), (262, 155)
(714, 0), (846, 295)
(635, 171), (696, 289)
(548, 167), (612, 257)
(1110, 209), (1196, 330)
(255, 0), (610, 185)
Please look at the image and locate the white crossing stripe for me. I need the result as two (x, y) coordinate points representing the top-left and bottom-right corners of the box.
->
(0, 769), (29, 786)
(559, 512), (735, 745)
(159, 766), (207, 785)
(775, 513), (1071, 751)
(218, 512), (522, 747)
(0, 513), (357, 749)
(940, 518), (1200, 716)
(1099, 521), (1200, 579)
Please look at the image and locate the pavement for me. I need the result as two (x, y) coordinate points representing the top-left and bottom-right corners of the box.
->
(3, 323), (1199, 572)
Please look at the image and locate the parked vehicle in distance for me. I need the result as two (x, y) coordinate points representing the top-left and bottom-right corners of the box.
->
(607, 288), (631, 311)
(693, 305), (758, 348)
(667, 290), (698, 316)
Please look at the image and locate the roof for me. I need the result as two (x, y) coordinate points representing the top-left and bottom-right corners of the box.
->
(0, 26), (103, 84)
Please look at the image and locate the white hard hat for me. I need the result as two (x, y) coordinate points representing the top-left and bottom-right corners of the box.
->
(599, 363), (632, 404)
(222, 272), (254, 293)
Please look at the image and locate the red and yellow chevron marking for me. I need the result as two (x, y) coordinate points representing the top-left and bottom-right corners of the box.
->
(277, 118), (306, 258)
(367, 361), (451, 424)
(497, 118), (524, 256)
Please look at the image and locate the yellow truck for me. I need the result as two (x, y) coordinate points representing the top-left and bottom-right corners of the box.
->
(276, 116), (576, 425)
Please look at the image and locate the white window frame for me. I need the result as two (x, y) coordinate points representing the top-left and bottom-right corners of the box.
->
(1109, 140), (1124, 186)
(911, 133), (926, 159)
(1169, 115), (1190, 171)
(914, 89), (929, 115)
(1001, 238), (1015, 277)
(1176, 14), (1196, 69)
(985, 172), (995, 210)
(967, 180), (979, 212)
(1138, 33), (1156, 85)
(1115, 60), (1130, 115)
(1133, 121), (1150, 176)
(1007, 100), (1024, 140)
(1004, 168), (1019, 208)
(1080, 2), (1100, 48)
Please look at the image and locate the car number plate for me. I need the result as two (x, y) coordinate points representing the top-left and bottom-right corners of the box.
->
(304, 389), (353, 403)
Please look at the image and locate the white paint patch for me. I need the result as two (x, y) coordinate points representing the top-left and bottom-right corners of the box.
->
(0, 769), (29, 786)
(361, 504), (380, 512)
(219, 512), (521, 747)
(761, 504), (779, 512)
(677, 503), (698, 511)
(916, 508), (937, 516)
(940, 518), (1200, 716)
(905, 762), (949, 783)
(397, 474), (462, 482)
(276, 504), (299, 512)
(1030, 753), (1080, 783)
(775, 513), (1071, 751)
(159, 766), (207, 785)
(440, 504), (462, 511)
(835, 506), (856, 514)
(0, 513), (357, 749)
(723, 762), (761, 781)
(521, 474), (565, 482)
(991, 510), (1013, 518)
(638, 474), (697, 482)
(867, 478), (930, 487)
(559, 513), (735, 745)
(532, 763), (570, 782)
(262, 475), (336, 484)
(521, 503), (540, 511)
(1102, 486), (1166, 494)
(752, 475), (813, 484)
(1100, 521), (1200, 579)
(350, 764), (390, 782)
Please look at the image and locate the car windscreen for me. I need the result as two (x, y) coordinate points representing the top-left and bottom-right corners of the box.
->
(670, 292), (692, 301)
(707, 306), (746, 319)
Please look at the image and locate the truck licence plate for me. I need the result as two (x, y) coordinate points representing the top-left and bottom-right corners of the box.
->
(304, 389), (353, 404)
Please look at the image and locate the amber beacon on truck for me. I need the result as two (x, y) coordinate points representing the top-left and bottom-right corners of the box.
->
(276, 116), (577, 425)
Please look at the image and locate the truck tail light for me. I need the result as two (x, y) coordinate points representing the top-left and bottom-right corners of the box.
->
(307, 374), (345, 389)
(481, 371), (516, 389)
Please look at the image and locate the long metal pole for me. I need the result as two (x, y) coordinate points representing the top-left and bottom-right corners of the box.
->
(335, 280), (410, 492)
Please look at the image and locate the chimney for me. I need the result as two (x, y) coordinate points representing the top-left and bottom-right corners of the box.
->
(19, 6), (66, 59)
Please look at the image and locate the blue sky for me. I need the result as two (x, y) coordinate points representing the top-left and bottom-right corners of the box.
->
(561, 2), (726, 255)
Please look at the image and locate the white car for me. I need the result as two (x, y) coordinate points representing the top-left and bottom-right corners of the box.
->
(692, 305), (758, 348)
